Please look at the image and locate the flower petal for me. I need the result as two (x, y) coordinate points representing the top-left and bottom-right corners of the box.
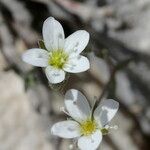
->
(78, 130), (102, 150)
(45, 66), (65, 84)
(94, 99), (119, 127)
(65, 89), (91, 122)
(42, 17), (65, 51)
(63, 55), (90, 73)
(51, 120), (81, 139)
(22, 48), (49, 67)
(64, 30), (89, 55)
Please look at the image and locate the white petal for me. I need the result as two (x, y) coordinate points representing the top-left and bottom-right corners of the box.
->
(78, 130), (102, 150)
(51, 120), (81, 139)
(65, 89), (91, 122)
(42, 17), (65, 51)
(22, 48), (49, 67)
(45, 66), (65, 84)
(64, 30), (89, 55)
(63, 55), (90, 73)
(94, 99), (119, 127)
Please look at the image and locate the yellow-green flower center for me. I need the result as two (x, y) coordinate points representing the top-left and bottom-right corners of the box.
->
(48, 50), (68, 69)
(80, 119), (97, 136)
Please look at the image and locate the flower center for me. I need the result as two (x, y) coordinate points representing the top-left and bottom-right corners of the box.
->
(80, 119), (97, 136)
(48, 50), (68, 69)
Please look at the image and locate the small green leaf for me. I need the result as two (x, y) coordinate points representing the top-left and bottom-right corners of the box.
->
(38, 40), (47, 50)
(101, 128), (109, 135)
(24, 71), (36, 90)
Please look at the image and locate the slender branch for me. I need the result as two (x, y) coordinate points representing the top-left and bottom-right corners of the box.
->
(93, 57), (133, 110)
(98, 68), (116, 102)
(91, 67), (116, 117)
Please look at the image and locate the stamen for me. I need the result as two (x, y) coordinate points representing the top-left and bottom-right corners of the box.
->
(60, 107), (70, 116)
(80, 119), (97, 136)
(110, 125), (118, 130)
(48, 50), (68, 69)
(69, 144), (74, 150)
(101, 124), (118, 135)
(105, 125), (118, 130)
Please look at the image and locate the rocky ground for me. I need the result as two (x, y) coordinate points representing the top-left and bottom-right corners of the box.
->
(0, 0), (150, 150)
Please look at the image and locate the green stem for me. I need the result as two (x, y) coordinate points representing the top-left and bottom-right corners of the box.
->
(92, 68), (117, 115)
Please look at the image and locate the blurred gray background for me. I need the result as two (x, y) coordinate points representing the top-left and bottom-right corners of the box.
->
(0, 0), (150, 150)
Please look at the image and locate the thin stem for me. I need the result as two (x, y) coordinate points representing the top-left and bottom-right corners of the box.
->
(95, 57), (133, 107)
(92, 68), (117, 113)
(98, 68), (116, 102)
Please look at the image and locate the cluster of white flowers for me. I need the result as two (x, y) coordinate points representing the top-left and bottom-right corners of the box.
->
(22, 17), (119, 150)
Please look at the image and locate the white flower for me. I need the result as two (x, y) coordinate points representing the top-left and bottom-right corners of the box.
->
(22, 17), (90, 84)
(51, 89), (119, 150)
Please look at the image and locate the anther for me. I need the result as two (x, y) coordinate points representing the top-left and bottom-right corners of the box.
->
(110, 125), (118, 130)
(69, 144), (74, 150)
